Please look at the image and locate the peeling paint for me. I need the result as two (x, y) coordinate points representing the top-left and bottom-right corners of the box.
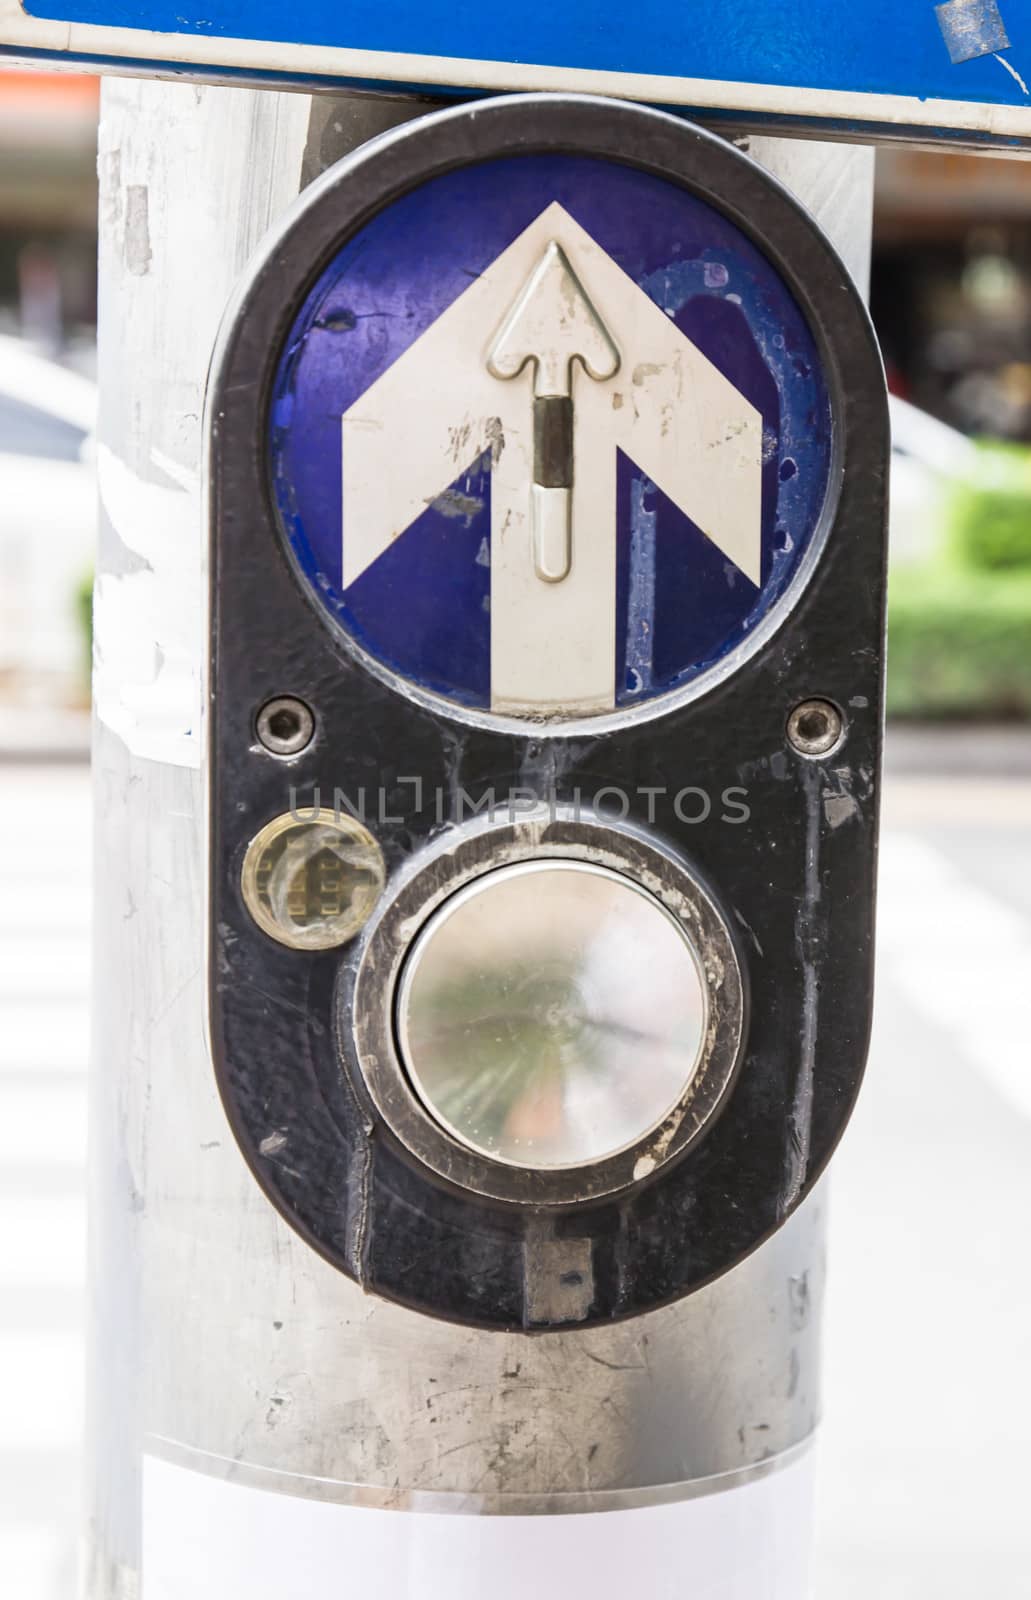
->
(484, 415), (505, 465)
(93, 444), (202, 768)
(780, 765), (822, 1213)
(823, 790), (860, 829)
(625, 474), (657, 696)
(346, 1132), (373, 1287)
(523, 1232), (594, 1326)
(428, 486), (484, 523)
(124, 183), (152, 276)
(788, 1272), (811, 1332)
(936, 0), (1010, 65)
(995, 51), (1030, 94)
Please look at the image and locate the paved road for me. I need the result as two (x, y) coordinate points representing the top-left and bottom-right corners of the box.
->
(0, 765), (88, 1600)
(1, 760), (1029, 1596)
(813, 774), (1031, 1598)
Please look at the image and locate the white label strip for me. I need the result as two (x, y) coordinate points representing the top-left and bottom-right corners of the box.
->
(143, 1448), (814, 1599)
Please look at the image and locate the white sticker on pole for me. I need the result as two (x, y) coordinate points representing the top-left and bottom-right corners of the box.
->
(142, 1448), (815, 1599)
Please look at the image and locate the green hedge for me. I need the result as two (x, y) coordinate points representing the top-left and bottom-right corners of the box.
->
(951, 442), (1031, 572)
(887, 561), (1031, 718)
(887, 437), (1031, 719)
(77, 571), (93, 693)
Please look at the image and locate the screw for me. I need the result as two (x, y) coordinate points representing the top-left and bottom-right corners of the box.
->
(255, 696), (315, 758)
(786, 698), (844, 758)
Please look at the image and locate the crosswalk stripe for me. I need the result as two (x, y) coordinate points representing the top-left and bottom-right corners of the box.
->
(0, 1523), (78, 1600)
(0, 937), (89, 1000)
(0, 1083), (87, 1168)
(0, 1333), (84, 1453)
(0, 768), (90, 1600)
(0, 902), (90, 934)
(877, 831), (1031, 1119)
(0, 1007), (89, 1073)
(0, 1196), (86, 1289)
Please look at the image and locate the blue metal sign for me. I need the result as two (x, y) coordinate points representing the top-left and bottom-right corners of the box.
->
(3, 0), (1031, 148)
(269, 153), (831, 721)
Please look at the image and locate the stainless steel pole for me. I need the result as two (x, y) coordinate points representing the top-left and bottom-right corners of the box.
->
(87, 79), (873, 1598)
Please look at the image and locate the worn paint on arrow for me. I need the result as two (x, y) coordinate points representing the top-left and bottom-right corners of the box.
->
(487, 238), (620, 589)
(269, 154), (832, 719)
(340, 204), (762, 714)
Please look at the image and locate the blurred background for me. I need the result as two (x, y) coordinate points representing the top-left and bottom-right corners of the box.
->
(0, 69), (1029, 1598)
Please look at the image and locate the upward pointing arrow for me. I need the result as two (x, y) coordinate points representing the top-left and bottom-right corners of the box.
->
(487, 241), (620, 584)
(340, 202), (763, 717)
(487, 240), (620, 397)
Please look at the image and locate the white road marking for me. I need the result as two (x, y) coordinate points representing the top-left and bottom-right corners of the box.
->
(0, 1334), (84, 1452)
(0, 857), (89, 883)
(0, 937), (89, 1000)
(0, 897), (90, 934)
(0, 1525), (77, 1600)
(877, 831), (1031, 1119)
(0, 1083), (87, 1168)
(341, 202), (761, 716)
(0, 769), (88, 1600)
(0, 1196), (86, 1288)
(0, 1006), (89, 1073)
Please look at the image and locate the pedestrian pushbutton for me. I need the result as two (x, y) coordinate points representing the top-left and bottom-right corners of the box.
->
(208, 95), (888, 1330)
(395, 860), (708, 1170)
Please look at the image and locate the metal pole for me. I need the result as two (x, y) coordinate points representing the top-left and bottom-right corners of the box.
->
(87, 80), (873, 1598)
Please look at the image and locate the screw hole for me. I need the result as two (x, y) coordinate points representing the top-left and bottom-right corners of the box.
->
(786, 698), (845, 758)
(256, 696), (315, 758)
(268, 708), (301, 743)
(797, 708), (829, 742)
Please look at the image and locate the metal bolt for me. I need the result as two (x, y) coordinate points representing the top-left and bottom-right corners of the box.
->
(255, 696), (315, 757)
(786, 698), (844, 758)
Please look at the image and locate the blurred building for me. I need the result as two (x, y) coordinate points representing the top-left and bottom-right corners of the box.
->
(2, 74), (1031, 423)
(0, 71), (97, 713)
(873, 149), (1031, 441)
(1, 74), (1031, 712)
(0, 69), (97, 361)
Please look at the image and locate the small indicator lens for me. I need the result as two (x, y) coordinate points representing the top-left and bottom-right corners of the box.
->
(396, 861), (707, 1169)
(240, 810), (385, 951)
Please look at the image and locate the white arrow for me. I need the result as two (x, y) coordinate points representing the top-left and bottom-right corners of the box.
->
(487, 240), (619, 585)
(340, 202), (762, 717)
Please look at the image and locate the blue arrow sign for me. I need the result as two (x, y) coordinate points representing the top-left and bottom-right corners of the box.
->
(269, 154), (831, 721)
(3, 0), (1031, 146)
